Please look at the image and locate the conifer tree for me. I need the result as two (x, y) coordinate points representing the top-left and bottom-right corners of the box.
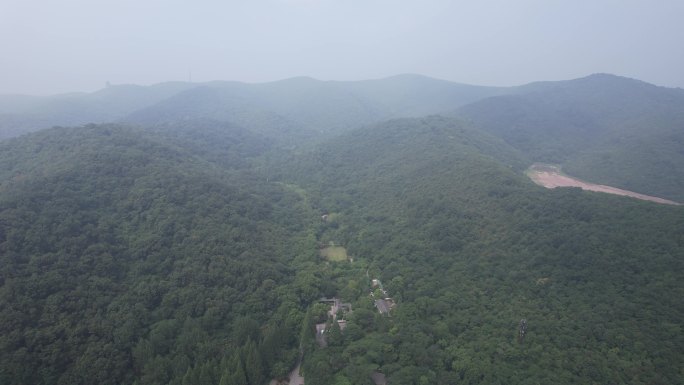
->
(328, 319), (343, 346)
(233, 359), (248, 385)
(244, 339), (264, 385)
(181, 366), (200, 385)
(198, 363), (215, 385)
(299, 308), (315, 350)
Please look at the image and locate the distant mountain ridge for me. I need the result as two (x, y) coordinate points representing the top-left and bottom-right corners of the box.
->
(455, 73), (684, 201)
(2, 72), (683, 200)
(0, 74), (506, 141)
(0, 82), (197, 140)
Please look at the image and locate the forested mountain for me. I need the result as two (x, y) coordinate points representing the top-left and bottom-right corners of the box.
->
(0, 75), (504, 143)
(0, 83), (196, 140)
(0, 124), (321, 385)
(0, 75), (683, 385)
(456, 73), (684, 201)
(8, 73), (684, 201)
(275, 116), (684, 384)
(122, 75), (508, 142)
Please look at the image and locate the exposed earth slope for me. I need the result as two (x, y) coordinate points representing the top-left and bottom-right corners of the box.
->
(456, 73), (684, 201)
(527, 164), (680, 205)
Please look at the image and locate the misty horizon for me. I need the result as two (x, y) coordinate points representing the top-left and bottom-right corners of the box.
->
(2, 1), (684, 95)
(2, 71), (681, 98)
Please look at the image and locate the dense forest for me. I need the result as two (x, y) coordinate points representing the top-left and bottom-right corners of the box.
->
(456, 74), (684, 201)
(0, 125), (320, 384)
(1, 75), (683, 384)
(277, 117), (684, 384)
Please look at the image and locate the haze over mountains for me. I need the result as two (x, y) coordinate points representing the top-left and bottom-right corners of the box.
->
(2, 73), (683, 200)
(456, 74), (684, 201)
(0, 74), (506, 141)
(1, 73), (683, 384)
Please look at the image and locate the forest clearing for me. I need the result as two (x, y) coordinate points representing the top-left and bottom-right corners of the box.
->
(526, 164), (680, 205)
(319, 245), (349, 262)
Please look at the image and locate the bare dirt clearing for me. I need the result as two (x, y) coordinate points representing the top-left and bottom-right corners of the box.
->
(526, 164), (680, 205)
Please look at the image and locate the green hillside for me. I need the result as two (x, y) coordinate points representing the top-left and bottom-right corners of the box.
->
(0, 124), (319, 385)
(275, 116), (684, 384)
(456, 74), (684, 201)
(0, 76), (683, 385)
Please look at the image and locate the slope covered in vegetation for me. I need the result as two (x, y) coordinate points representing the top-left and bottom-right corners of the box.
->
(276, 116), (684, 384)
(0, 76), (683, 385)
(0, 124), (320, 385)
(456, 74), (684, 201)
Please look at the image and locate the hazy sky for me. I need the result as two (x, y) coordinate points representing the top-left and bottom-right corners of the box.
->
(2, 0), (683, 95)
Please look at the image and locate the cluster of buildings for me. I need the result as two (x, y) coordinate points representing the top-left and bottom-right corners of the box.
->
(371, 278), (396, 315)
(315, 297), (352, 347)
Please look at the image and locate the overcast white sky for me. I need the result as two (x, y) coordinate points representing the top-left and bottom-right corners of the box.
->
(1, 0), (683, 95)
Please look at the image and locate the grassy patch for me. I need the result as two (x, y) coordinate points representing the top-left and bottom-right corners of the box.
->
(319, 246), (348, 262)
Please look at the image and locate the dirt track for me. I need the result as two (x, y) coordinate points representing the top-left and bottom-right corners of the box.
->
(527, 165), (680, 205)
(269, 363), (304, 385)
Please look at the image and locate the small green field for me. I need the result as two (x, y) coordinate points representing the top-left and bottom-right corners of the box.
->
(319, 246), (348, 262)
